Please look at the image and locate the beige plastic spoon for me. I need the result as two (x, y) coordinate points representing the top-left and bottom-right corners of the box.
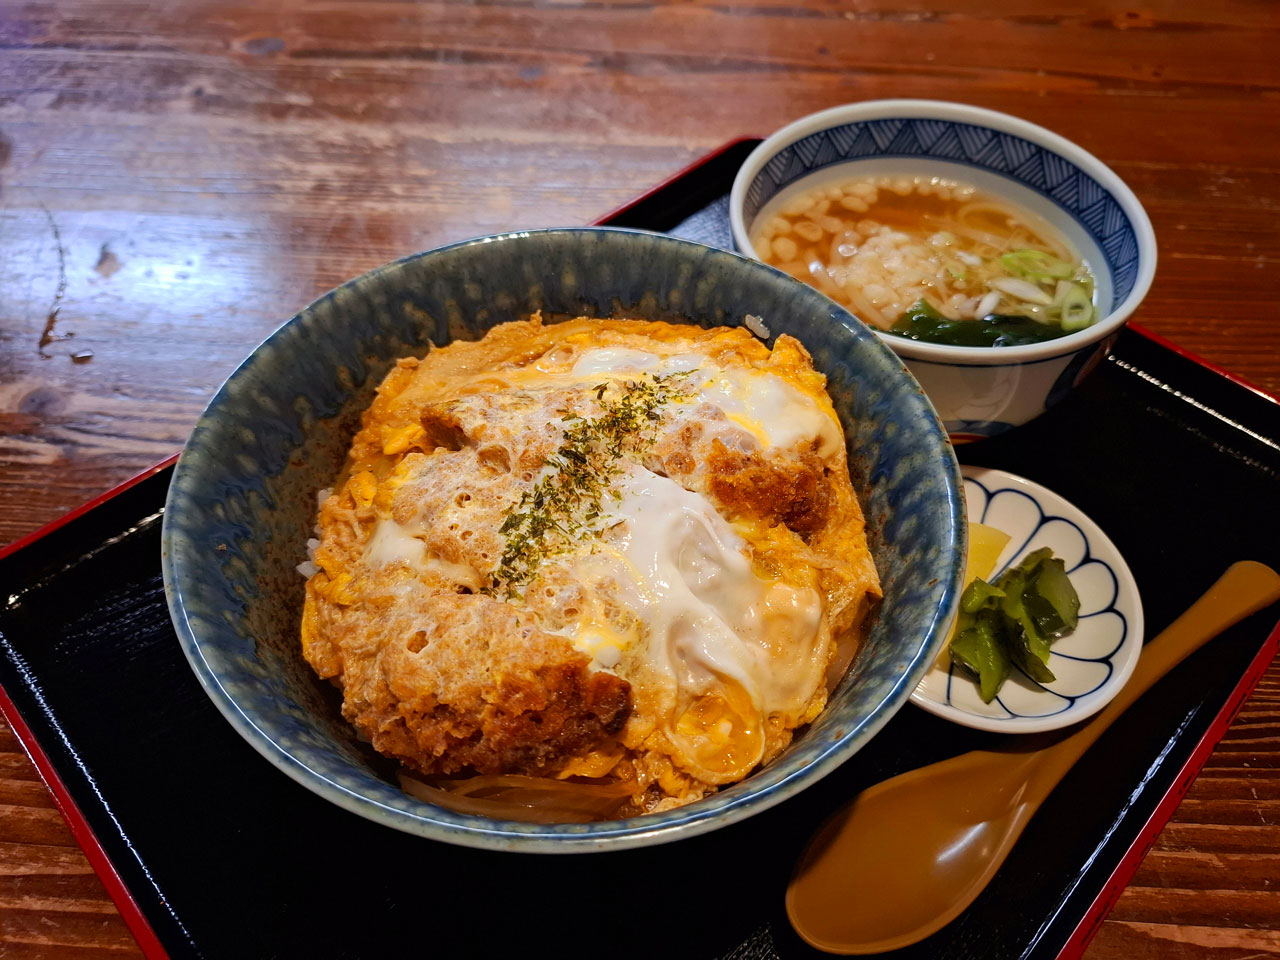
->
(788, 560), (1280, 955)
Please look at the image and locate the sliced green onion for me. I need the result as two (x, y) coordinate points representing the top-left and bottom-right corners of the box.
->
(1000, 249), (1075, 282)
(1057, 283), (1094, 331)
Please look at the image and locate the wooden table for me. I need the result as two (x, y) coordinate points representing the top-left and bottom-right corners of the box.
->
(2, 2), (1278, 956)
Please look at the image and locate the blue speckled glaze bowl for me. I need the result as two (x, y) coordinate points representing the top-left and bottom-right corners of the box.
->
(729, 100), (1158, 441)
(161, 227), (965, 852)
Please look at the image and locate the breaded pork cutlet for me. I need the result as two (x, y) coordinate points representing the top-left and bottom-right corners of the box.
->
(301, 315), (880, 815)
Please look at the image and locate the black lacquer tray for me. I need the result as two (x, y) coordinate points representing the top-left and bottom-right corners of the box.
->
(2, 139), (1278, 960)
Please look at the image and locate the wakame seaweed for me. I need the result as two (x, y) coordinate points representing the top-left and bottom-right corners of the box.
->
(888, 300), (1074, 348)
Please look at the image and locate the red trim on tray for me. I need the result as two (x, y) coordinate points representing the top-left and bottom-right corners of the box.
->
(0, 453), (179, 562)
(0, 682), (171, 960)
(589, 136), (761, 227)
(1130, 324), (1280, 406)
(0, 455), (179, 955)
(1059, 614), (1280, 960)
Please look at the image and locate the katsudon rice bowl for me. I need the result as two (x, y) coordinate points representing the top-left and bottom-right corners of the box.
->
(162, 228), (965, 851)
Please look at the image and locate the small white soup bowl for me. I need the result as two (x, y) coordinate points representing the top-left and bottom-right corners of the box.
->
(730, 100), (1157, 440)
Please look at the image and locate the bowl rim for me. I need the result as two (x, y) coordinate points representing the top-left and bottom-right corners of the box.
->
(728, 98), (1158, 366)
(161, 225), (967, 852)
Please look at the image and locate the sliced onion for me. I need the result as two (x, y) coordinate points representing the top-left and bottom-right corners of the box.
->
(399, 772), (638, 823)
(975, 291), (1001, 318)
(999, 249), (1074, 281)
(989, 276), (1054, 306)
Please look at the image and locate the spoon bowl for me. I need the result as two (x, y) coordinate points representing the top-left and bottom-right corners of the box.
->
(795, 749), (1041, 953)
(787, 560), (1280, 954)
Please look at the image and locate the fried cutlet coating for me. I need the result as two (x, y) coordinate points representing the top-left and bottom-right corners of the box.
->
(304, 442), (633, 777)
(352, 595), (631, 776)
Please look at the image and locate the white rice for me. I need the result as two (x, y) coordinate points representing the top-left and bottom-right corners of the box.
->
(744, 314), (771, 339)
(296, 487), (333, 578)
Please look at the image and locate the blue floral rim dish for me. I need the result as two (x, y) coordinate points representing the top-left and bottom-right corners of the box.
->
(161, 227), (966, 851)
(912, 466), (1143, 733)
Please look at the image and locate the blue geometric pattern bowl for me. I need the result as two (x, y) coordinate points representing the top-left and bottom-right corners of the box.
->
(741, 118), (1141, 306)
(912, 466), (1144, 733)
(729, 100), (1158, 440)
(161, 227), (966, 852)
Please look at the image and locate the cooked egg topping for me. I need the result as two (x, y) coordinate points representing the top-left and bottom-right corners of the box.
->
(487, 343), (842, 461)
(567, 346), (842, 458)
(356, 459), (828, 783)
(365, 515), (424, 567)
(302, 316), (881, 814)
(364, 517), (483, 593)
(563, 465), (825, 782)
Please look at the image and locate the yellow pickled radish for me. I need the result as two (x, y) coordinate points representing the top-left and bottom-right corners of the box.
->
(966, 522), (1012, 586)
(935, 522), (1012, 670)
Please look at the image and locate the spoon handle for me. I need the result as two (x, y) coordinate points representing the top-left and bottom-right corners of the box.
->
(1026, 561), (1280, 792)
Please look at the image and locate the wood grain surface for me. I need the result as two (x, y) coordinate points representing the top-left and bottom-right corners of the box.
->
(1, 1), (1278, 956)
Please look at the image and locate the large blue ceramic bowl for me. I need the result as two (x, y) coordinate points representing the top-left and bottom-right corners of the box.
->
(161, 227), (965, 852)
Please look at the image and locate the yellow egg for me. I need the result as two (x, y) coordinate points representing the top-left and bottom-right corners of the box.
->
(381, 422), (426, 455)
(672, 684), (765, 784)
